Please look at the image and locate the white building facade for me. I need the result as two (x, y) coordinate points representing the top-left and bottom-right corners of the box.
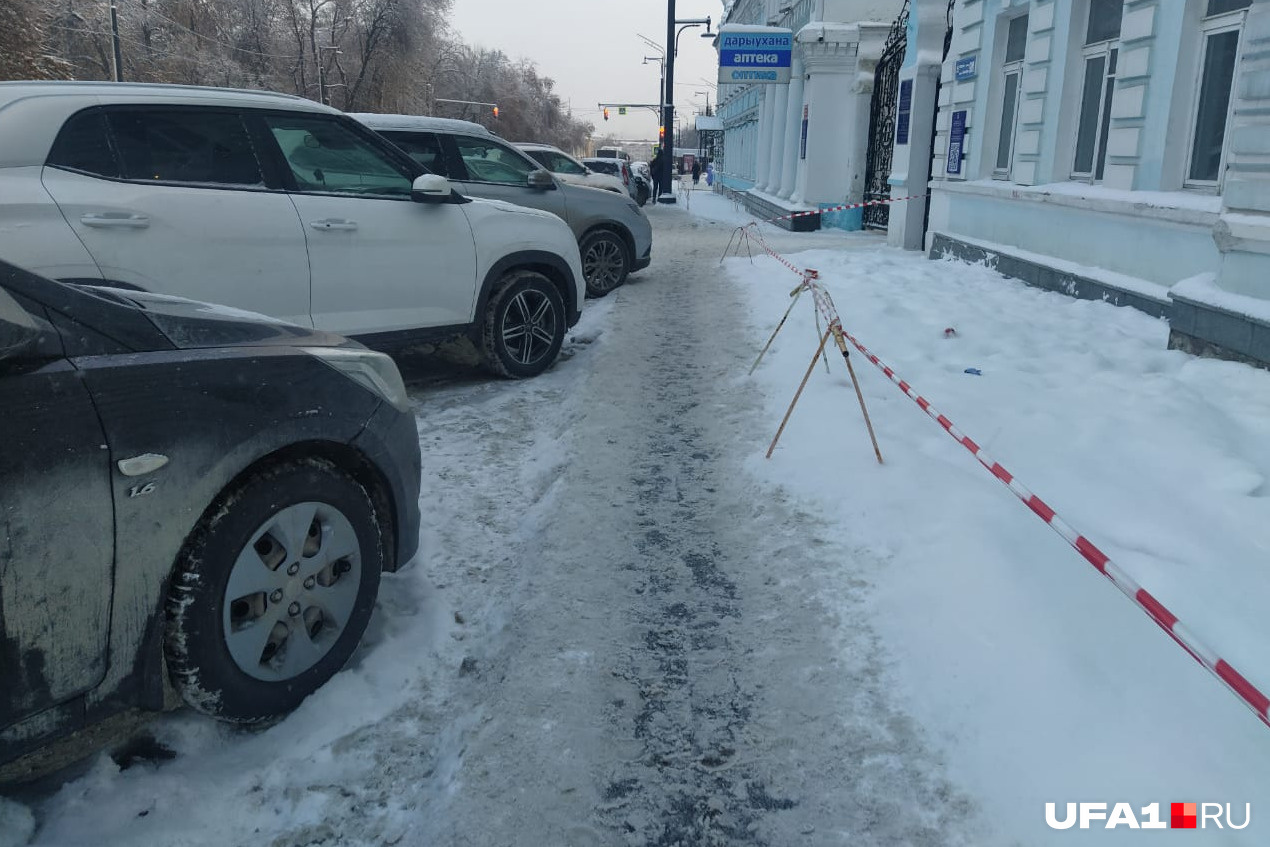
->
(893, 0), (1270, 366)
(715, 0), (904, 229)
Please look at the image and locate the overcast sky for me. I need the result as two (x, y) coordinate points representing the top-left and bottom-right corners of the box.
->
(449, 0), (723, 141)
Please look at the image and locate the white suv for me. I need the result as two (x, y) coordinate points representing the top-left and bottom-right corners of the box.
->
(0, 81), (586, 378)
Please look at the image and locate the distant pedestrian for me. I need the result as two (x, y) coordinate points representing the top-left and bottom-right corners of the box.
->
(691, 159), (701, 185)
(705, 162), (714, 187)
(650, 148), (665, 197)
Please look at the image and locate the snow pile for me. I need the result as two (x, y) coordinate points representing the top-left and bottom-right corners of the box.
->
(0, 798), (34, 847)
(705, 194), (1270, 842)
(1172, 271), (1270, 325)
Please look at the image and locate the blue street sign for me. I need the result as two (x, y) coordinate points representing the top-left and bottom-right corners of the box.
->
(955, 55), (977, 81)
(897, 80), (913, 145)
(718, 26), (793, 85)
(947, 110), (967, 175)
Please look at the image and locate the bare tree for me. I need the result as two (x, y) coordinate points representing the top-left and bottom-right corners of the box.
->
(4, 0), (594, 146)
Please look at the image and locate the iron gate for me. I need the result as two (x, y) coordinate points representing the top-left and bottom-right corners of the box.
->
(862, 0), (910, 230)
(863, 0), (957, 232)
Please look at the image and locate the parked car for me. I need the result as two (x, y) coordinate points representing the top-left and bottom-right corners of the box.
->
(630, 161), (654, 205)
(581, 157), (642, 205)
(0, 81), (585, 379)
(0, 258), (422, 778)
(351, 113), (653, 298)
(515, 142), (627, 195)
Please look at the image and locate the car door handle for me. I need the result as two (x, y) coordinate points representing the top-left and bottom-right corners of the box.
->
(80, 212), (150, 228)
(309, 219), (358, 231)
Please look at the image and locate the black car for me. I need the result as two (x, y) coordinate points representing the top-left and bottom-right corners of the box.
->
(0, 260), (422, 777)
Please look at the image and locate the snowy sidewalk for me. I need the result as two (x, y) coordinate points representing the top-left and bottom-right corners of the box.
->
(685, 190), (1270, 843)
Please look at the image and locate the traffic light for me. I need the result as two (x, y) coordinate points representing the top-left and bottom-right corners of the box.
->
(492, 105), (499, 118)
(658, 125), (665, 141)
(603, 107), (610, 121)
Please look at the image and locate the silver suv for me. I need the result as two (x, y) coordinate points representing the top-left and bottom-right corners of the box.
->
(351, 114), (653, 298)
(0, 82), (586, 379)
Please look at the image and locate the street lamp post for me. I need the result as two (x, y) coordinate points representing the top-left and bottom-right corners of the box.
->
(659, 9), (711, 203)
(659, 0), (677, 203)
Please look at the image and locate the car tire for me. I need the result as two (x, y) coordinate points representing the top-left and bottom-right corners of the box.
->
(580, 230), (630, 298)
(165, 458), (384, 723)
(480, 270), (566, 379)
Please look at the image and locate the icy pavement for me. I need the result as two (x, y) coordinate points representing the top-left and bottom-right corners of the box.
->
(6, 190), (1270, 846)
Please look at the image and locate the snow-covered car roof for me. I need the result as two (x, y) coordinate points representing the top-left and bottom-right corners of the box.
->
(0, 81), (336, 170)
(348, 113), (494, 135)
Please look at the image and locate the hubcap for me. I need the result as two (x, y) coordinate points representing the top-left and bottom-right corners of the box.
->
(583, 239), (624, 292)
(222, 501), (362, 681)
(500, 289), (558, 367)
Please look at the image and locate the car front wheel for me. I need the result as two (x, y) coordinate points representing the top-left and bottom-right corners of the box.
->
(480, 270), (566, 379)
(165, 458), (384, 722)
(580, 230), (630, 298)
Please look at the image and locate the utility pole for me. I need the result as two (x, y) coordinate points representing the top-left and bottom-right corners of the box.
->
(660, 0), (676, 203)
(108, 0), (124, 81)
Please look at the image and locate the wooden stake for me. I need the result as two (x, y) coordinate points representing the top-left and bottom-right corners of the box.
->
(813, 308), (831, 375)
(766, 329), (831, 459)
(749, 286), (805, 375)
(831, 327), (884, 464)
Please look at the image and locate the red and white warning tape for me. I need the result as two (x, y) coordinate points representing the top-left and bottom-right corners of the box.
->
(758, 193), (930, 224)
(740, 223), (807, 278)
(827, 312), (1270, 729)
(737, 230), (1270, 726)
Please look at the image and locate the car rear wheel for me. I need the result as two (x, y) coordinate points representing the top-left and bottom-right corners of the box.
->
(165, 458), (384, 723)
(480, 270), (566, 379)
(580, 230), (630, 298)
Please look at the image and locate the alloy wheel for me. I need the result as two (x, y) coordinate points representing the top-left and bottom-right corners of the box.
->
(583, 239), (626, 293)
(500, 288), (558, 368)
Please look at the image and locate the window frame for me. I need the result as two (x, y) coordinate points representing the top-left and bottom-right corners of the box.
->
(46, 105), (283, 193)
(1182, 6), (1249, 190)
(993, 14), (1029, 180)
(446, 134), (542, 186)
(252, 111), (424, 201)
(1070, 40), (1119, 182)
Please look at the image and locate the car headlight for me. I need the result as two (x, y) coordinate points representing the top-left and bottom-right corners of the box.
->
(303, 347), (410, 412)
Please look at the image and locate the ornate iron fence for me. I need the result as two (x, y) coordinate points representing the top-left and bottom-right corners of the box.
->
(862, 0), (910, 230)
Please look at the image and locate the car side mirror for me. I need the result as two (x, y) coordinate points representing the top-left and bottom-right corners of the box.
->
(527, 169), (557, 191)
(411, 174), (454, 204)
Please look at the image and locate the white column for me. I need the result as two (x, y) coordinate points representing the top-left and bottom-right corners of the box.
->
(888, 0), (947, 250)
(1211, 0), (1270, 299)
(792, 24), (864, 207)
(777, 60), (806, 199)
(753, 88), (777, 191)
(761, 83), (789, 194)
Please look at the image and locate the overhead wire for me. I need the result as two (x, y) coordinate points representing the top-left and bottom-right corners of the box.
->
(111, 0), (302, 61)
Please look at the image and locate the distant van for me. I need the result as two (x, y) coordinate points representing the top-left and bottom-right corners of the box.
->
(595, 147), (631, 161)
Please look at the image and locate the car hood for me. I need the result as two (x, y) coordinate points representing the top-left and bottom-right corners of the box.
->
(466, 195), (564, 220)
(86, 287), (353, 351)
(558, 182), (645, 216)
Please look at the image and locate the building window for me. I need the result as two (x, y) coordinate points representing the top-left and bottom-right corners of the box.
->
(995, 14), (1029, 178)
(1186, 0), (1252, 186)
(1071, 0), (1123, 181)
